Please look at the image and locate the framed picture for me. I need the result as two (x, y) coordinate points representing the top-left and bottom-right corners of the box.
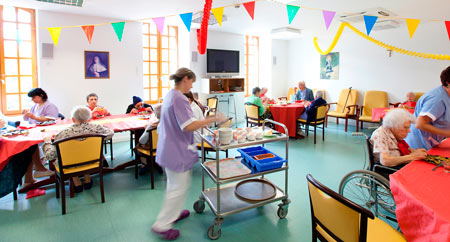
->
(320, 52), (339, 80)
(84, 51), (110, 79)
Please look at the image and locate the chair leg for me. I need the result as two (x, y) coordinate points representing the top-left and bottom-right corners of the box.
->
(150, 158), (155, 190)
(100, 172), (105, 203)
(306, 125), (309, 136)
(322, 123), (325, 141)
(134, 154), (139, 179)
(356, 119), (360, 132)
(109, 141), (114, 160)
(13, 188), (17, 201)
(69, 178), (74, 198)
(336, 117), (339, 125)
(345, 118), (348, 132)
(104, 141), (107, 154)
(325, 116), (328, 128)
(360, 120), (363, 130)
(314, 125), (317, 144)
(55, 177), (60, 199)
(225, 150), (229, 158)
(61, 178), (66, 215)
(130, 132), (134, 156)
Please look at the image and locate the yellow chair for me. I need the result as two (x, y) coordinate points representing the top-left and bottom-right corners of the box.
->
(358, 91), (388, 129)
(244, 102), (263, 127)
(312, 89), (326, 100)
(54, 134), (106, 215)
(206, 97), (218, 116)
(135, 126), (158, 189)
(279, 87), (297, 102)
(297, 104), (327, 144)
(306, 174), (406, 242)
(415, 92), (424, 101)
(326, 89), (358, 132)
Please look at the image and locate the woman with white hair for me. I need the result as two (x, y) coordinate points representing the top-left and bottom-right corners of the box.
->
(371, 109), (427, 168)
(297, 90), (327, 137)
(42, 106), (114, 193)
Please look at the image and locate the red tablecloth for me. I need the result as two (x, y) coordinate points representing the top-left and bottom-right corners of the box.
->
(372, 107), (415, 122)
(0, 114), (148, 172)
(390, 139), (450, 242)
(269, 103), (305, 137)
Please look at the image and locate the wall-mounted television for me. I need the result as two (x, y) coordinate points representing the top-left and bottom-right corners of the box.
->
(207, 49), (239, 76)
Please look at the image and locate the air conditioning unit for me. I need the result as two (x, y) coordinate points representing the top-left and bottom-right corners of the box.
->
(192, 12), (228, 26)
(338, 7), (400, 31)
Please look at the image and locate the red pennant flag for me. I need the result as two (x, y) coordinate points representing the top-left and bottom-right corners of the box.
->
(445, 21), (450, 41)
(81, 25), (95, 44)
(243, 1), (255, 20)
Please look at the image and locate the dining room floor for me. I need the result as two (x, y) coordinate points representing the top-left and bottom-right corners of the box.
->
(0, 123), (378, 242)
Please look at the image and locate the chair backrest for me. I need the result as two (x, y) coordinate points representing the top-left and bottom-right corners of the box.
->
(207, 97), (218, 110)
(54, 134), (105, 174)
(244, 102), (260, 120)
(362, 91), (388, 117)
(58, 113), (65, 120)
(150, 127), (158, 151)
(336, 89), (358, 114)
(316, 104), (328, 120)
(415, 92), (424, 101)
(287, 87), (297, 102)
(307, 174), (374, 242)
(218, 117), (233, 128)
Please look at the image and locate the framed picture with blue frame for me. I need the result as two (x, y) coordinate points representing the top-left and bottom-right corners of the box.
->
(84, 51), (110, 79)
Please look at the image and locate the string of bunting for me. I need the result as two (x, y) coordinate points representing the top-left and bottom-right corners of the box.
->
(41, 0), (450, 60)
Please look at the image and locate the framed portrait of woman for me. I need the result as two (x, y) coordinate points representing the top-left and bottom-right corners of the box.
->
(84, 51), (110, 79)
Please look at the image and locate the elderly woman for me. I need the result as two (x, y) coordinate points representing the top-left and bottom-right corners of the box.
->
(401, 92), (417, 109)
(371, 109), (427, 168)
(297, 90), (327, 137)
(22, 88), (59, 124)
(42, 106), (114, 193)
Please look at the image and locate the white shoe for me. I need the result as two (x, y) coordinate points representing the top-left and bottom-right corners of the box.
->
(297, 130), (305, 137)
(34, 170), (54, 178)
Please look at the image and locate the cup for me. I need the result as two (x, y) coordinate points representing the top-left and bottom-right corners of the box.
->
(442, 160), (450, 173)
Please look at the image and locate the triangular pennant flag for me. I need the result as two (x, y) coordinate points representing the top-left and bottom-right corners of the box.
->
(405, 19), (420, 38)
(179, 13), (193, 32)
(363, 15), (378, 36)
(212, 7), (224, 26)
(48, 27), (61, 47)
(111, 22), (125, 42)
(445, 21), (450, 41)
(286, 5), (300, 24)
(152, 17), (165, 34)
(81, 25), (95, 44)
(322, 10), (336, 30)
(243, 1), (255, 20)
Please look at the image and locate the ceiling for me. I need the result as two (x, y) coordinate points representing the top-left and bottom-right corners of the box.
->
(2, 0), (450, 37)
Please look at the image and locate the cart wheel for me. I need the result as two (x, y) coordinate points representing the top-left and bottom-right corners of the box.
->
(277, 207), (288, 219)
(193, 200), (205, 214)
(207, 225), (221, 240)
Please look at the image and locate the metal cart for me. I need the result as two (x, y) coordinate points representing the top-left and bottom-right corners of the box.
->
(194, 119), (290, 240)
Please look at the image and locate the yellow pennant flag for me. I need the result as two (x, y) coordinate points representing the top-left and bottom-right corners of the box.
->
(405, 19), (420, 38)
(48, 27), (62, 46)
(212, 7), (224, 26)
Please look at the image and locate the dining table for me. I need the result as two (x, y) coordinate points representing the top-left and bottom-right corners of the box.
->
(269, 102), (305, 138)
(390, 139), (450, 242)
(0, 114), (149, 194)
(371, 107), (415, 122)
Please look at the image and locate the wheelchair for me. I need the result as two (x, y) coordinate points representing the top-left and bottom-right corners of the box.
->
(339, 132), (399, 225)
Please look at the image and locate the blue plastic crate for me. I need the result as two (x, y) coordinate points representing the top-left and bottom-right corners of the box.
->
(237, 146), (286, 172)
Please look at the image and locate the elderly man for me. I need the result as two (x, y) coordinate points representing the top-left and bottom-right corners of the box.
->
(297, 90), (327, 137)
(86, 93), (111, 117)
(260, 87), (272, 103)
(295, 81), (314, 101)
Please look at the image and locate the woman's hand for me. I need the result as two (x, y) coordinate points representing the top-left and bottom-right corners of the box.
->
(409, 150), (427, 161)
(130, 108), (139, 114)
(22, 109), (29, 115)
(0, 119), (5, 128)
(145, 107), (152, 112)
(24, 112), (34, 118)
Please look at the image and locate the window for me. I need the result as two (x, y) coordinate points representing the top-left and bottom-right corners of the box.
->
(142, 23), (178, 103)
(245, 35), (259, 96)
(0, 6), (37, 114)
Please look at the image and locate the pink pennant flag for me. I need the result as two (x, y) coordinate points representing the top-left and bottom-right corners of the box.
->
(152, 17), (165, 34)
(322, 10), (336, 30)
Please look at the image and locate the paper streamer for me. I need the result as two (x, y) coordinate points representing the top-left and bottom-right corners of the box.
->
(212, 7), (224, 26)
(243, 1), (256, 20)
(111, 22), (125, 42)
(48, 27), (61, 46)
(313, 22), (450, 60)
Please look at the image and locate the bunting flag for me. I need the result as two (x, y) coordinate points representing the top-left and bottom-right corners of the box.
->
(111, 22), (125, 42)
(48, 27), (61, 46)
(363, 15), (378, 36)
(152, 17), (165, 34)
(286, 5), (300, 24)
(322, 10), (336, 30)
(212, 7), (224, 26)
(406, 19), (420, 38)
(243, 1), (255, 20)
(445, 21), (450, 41)
(81, 25), (95, 44)
(179, 13), (193, 31)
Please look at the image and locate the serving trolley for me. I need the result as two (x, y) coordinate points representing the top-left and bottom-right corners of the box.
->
(194, 119), (290, 240)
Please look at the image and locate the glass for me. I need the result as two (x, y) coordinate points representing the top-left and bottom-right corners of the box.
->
(150, 62), (157, 74)
(5, 77), (19, 93)
(162, 36), (168, 48)
(18, 24), (31, 40)
(19, 41), (32, 57)
(21, 94), (33, 109)
(143, 75), (149, 88)
(143, 89), (149, 101)
(169, 51), (177, 63)
(161, 62), (168, 75)
(3, 6), (16, 21)
(150, 75), (158, 87)
(161, 75), (169, 86)
(162, 88), (169, 98)
(150, 36), (157, 48)
(169, 27), (176, 36)
(150, 49), (157, 61)
(6, 95), (19, 111)
(4, 59), (18, 75)
(142, 23), (149, 34)
(161, 49), (168, 61)
(443, 160), (450, 173)
(3, 22), (17, 40)
(143, 62), (149, 74)
(4, 40), (18, 57)
(169, 63), (178, 74)
(19, 59), (32, 75)
(143, 48), (149, 61)
(169, 37), (177, 49)
(18, 9), (31, 23)
(142, 35), (149, 47)
(150, 24), (157, 34)
(150, 88), (158, 101)
(20, 76), (33, 92)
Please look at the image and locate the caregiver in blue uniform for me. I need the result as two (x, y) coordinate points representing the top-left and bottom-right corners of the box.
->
(405, 66), (450, 150)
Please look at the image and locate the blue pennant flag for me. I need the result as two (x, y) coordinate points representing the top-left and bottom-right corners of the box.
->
(364, 15), (378, 36)
(179, 13), (193, 32)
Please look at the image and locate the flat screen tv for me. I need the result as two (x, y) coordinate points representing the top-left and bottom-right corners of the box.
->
(207, 49), (239, 75)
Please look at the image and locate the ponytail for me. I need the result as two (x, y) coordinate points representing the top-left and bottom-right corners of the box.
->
(170, 67), (196, 85)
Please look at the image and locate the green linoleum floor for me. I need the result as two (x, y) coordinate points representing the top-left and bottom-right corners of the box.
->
(0, 123), (374, 242)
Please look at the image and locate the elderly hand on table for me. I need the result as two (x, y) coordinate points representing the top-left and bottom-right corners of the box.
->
(0, 119), (5, 128)
(43, 134), (55, 144)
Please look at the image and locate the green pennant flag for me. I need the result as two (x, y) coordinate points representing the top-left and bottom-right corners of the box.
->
(287, 5), (300, 24)
(111, 22), (125, 42)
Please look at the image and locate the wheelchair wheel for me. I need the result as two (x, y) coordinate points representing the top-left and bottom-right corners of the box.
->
(339, 170), (396, 221)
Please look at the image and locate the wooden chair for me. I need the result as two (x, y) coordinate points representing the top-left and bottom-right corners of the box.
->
(134, 126), (157, 189)
(326, 89), (358, 132)
(103, 138), (113, 160)
(297, 104), (327, 144)
(244, 102), (263, 127)
(53, 134), (106, 215)
(357, 91), (388, 129)
(306, 174), (406, 242)
(206, 97), (218, 116)
(287, 87), (297, 102)
(415, 92), (424, 101)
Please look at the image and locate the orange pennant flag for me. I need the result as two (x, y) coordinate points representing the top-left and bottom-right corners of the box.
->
(405, 19), (420, 38)
(82, 25), (95, 44)
(48, 27), (61, 47)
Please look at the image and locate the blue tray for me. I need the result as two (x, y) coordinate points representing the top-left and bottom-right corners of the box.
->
(237, 146), (286, 172)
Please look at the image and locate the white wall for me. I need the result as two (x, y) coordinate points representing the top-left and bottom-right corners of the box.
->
(271, 39), (289, 98)
(287, 21), (450, 107)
